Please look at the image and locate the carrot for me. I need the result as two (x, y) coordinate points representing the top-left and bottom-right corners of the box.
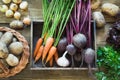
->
(54, 51), (58, 63)
(49, 57), (53, 67)
(42, 37), (54, 61)
(34, 45), (44, 63)
(46, 46), (57, 63)
(33, 38), (43, 58)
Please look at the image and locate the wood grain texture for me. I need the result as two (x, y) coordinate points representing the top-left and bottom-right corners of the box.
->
(0, 0), (119, 80)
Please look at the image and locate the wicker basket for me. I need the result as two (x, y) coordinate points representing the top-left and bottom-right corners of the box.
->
(0, 27), (29, 78)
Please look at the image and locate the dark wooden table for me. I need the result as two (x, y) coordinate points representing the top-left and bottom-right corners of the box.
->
(0, 0), (119, 80)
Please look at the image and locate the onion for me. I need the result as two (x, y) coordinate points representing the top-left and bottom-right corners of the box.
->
(10, 3), (18, 11)
(0, 5), (8, 13)
(5, 9), (14, 18)
(57, 51), (70, 67)
(23, 17), (31, 25)
(14, 11), (21, 20)
(19, 1), (28, 10)
(12, 0), (22, 4)
(57, 37), (67, 52)
(2, 0), (11, 4)
(73, 33), (87, 48)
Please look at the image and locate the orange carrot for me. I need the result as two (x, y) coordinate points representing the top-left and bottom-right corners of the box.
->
(46, 46), (57, 63)
(34, 45), (44, 63)
(54, 51), (58, 63)
(49, 57), (53, 67)
(33, 38), (43, 58)
(42, 37), (54, 61)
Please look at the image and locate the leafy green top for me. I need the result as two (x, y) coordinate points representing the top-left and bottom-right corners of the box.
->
(96, 45), (120, 80)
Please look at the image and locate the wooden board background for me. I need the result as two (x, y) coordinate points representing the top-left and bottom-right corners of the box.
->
(0, 0), (120, 80)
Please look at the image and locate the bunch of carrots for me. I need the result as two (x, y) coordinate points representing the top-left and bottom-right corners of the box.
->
(33, 0), (75, 66)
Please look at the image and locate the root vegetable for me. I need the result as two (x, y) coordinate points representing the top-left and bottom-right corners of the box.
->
(73, 33), (87, 48)
(12, 0), (22, 4)
(9, 42), (23, 55)
(66, 44), (76, 56)
(5, 9), (14, 18)
(2, 0), (11, 4)
(12, 37), (17, 42)
(0, 5), (8, 13)
(0, 32), (3, 38)
(93, 11), (106, 28)
(42, 37), (54, 62)
(6, 54), (19, 66)
(57, 37), (67, 53)
(91, 0), (101, 10)
(14, 11), (21, 20)
(10, 20), (24, 29)
(19, 1), (28, 10)
(66, 44), (76, 67)
(57, 51), (69, 67)
(84, 48), (95, 64)
(10, 3), (18, 11)
(74, 53), (81, 61)
(102, 3), (120, 16)
(0, 42), (8, 58)
(84, 48), (95, 78)
(0, 32), (13, 45)
(23, 17), (31, 25)
(33, 38), (43, 58)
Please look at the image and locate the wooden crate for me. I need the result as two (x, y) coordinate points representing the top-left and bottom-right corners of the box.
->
(30, 20), (97, 70)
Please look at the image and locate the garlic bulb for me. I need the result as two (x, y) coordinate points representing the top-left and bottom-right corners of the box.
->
(2, 0), (11, 4)
(0, 5), (8, 13)
(57, 51), (70, 67)
(19, 1), (28, 10)
(14, 11), (21, 19)
(12, 0), (22, 4)
(6, 54), (19, 66)
(10, 3), (18, 11)
(5, 9), (14, 18)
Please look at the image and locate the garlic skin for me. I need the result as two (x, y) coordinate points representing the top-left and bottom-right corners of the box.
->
(14, 11), (21, 19)
(23, 17), (31, 25)
(19, 1), (28, 10)
(5, 10), (14, 18)
(57, 57), (70, 67)
(2, 0), (11, 4)
(57, 51), (70, 67)
(12, 0), (22, 4)
(10, 3), (18, 11)
(6, 54), (19, 66)
(0, 5), (8, 13)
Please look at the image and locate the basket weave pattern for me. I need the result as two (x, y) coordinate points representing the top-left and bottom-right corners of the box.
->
(0, 27), (29, 78)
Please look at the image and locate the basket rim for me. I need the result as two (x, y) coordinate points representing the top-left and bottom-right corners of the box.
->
(0, 27), (30, 78)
